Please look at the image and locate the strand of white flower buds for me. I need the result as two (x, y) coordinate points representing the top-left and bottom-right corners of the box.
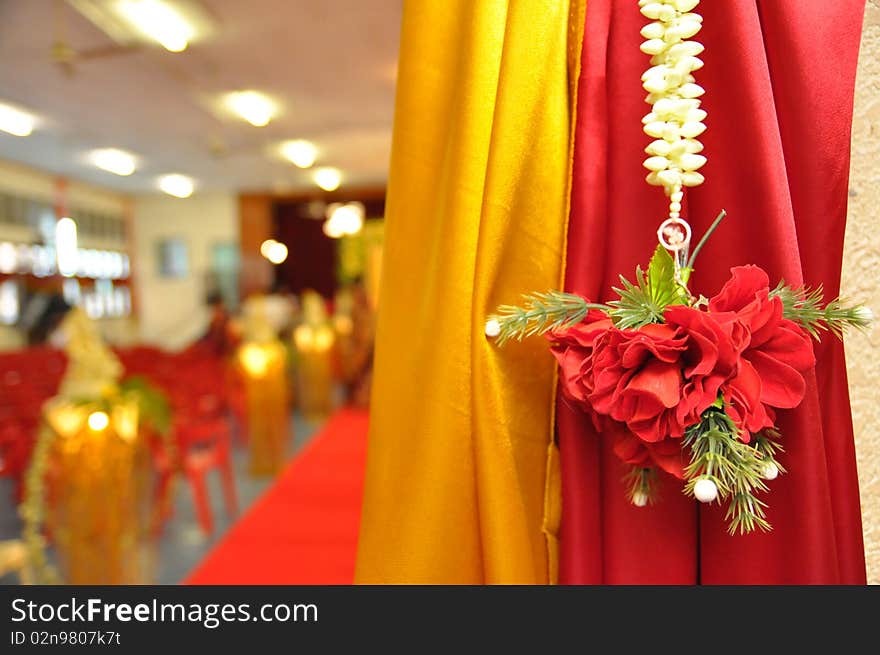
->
(639, 0), (707, 225)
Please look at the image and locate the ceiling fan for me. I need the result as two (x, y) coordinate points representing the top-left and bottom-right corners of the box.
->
(50, 0), (142, 76)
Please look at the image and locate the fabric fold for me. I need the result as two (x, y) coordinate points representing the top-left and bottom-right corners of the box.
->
(356, 0), (583, 584)
(559, 0), (866, 584)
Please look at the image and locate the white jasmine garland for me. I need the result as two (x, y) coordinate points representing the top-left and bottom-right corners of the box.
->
(639, 0), (706, 219)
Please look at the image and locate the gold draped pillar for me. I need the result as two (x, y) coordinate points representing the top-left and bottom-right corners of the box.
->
(45, 405), (153, 585)
(239, 341), (290, 476)
(356, 0), (585, 583)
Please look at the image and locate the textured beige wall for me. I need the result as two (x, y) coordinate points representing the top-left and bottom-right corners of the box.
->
(844, 0), (880, 585)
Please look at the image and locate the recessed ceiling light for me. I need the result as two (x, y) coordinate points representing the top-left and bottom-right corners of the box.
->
(0, 102), (36, 137)
(323, 202), (364, 238)
(115, 0), (196, 52)
(280, 139), (318, 168)
(313, 167), (341, 192)
(226, 91), (276, 127)
(90, 148), (137, 176)
(158, 173), (195, 198)
(261, 240), (288, 265)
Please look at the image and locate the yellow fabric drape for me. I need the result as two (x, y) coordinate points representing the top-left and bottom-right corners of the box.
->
(355, 0), (584, 584)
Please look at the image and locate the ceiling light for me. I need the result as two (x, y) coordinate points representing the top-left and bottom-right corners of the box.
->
(265, 241), (288, 265)
(226, 91), (276, 127)
(115, 0), (195, 52)
(90, 148), (137, 176)
(323, 202), (364, 238)
(280, 140), (318, 168)
(314, 167), (341, 192)
(158, 173), (195, 198)
(0, 102), (36, 137)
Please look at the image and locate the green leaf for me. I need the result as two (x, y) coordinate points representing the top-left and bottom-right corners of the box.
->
(647, 244), (688, 308)
(120, 375), (172, 436)
(607, 246), (687, 329)
(647, 245), (676, 304)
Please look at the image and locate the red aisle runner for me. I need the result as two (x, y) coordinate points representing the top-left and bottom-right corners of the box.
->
(186, 408), (369, 584)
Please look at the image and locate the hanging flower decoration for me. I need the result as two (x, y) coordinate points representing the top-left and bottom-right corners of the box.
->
(485, 0), (873, 535)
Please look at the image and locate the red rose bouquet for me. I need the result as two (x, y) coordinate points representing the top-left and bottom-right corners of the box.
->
(487, 228), (871, 534)
(486, 0), (872, 534)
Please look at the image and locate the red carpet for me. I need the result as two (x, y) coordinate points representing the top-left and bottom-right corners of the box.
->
(186, 408), (368, 584)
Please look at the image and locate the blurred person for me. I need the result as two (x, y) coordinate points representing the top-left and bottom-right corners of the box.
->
(195, 292), (238, 358)
(20, 292), (71, 346)
(336, 279), (374, 408)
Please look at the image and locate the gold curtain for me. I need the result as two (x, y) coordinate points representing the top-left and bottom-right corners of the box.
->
(356, 0), (585, 583)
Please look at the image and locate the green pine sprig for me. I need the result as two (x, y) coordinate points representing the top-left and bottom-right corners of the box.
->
(487, 291), (610, 346)
(683, 406), (772, 535)
(752, 428), (786, 478)
(770, 281), (872, 339)
(624, 466), (657, 507)
(608, 245), (686, 329)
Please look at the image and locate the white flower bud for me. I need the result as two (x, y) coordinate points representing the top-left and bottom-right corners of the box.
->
(657, 169), (683, 187)
(640, 22), (666, 40)
(678, 153), (707, 170)
(484, 319), (501, 338)
(676, 56), (704, 72)
(642, 64), (668, 81)
(683, 138), (704, 153)
(693, 478), (718, 503)
(646, 139), (673, 156)
(661, 123), (681, 141)
(657, 5), (677, 22)
(643, 121), (667, 138)
(680, 121), (707, 137)
(762, 462), (780, 481)
(652, 97), (677, 116)
(643, 75), (670, 94)
(639, 3), (665, 20)
(855, 306), (874, 322)
(644, 156), (670, 172)
(646, 171), (664, 186)
(673, 0), (700, 12)
(681, 170), (705, 187)
(640, 39), (668, 56)
(632, 491), (649, 507)
(678, 83), (706, 98)
(685, 108), (708, 123)
(673, 18), (703, 39)
(668, 41), (705, 58)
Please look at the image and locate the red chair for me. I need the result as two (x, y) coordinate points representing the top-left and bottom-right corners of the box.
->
(152, 381), (239, 537)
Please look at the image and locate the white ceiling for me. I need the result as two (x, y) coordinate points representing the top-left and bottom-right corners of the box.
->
(0, 0), (401, 194)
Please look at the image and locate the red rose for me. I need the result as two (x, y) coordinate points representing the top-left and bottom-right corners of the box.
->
(663, 304), (743, 427)
(608, 419), (686, 478)
(549, 311), (613, 417)
(709, 266), (816, 434)
(586, 323), (688, 442)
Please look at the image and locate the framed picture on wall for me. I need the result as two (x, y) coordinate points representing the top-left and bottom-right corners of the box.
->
(157, 238), (189, 278)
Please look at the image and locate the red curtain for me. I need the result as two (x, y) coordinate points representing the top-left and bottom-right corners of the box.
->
(559, 0), (866, 584)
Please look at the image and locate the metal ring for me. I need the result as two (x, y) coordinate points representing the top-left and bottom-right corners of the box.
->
(657, 217), (692, 253)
